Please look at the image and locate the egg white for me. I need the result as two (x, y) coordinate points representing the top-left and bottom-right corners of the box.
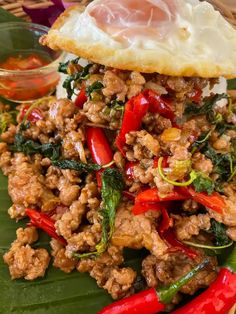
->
(43, 0), (236, 78)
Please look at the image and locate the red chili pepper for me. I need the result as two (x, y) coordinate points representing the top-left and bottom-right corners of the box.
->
(153, 156), (169, 169)
(116, 93), (149, 154)
(158, 206), (172, 234)
(132, 202), (162, 215)
(25, 208), (67, 245)
(172, 245), (236, 314)
(75, 87), (87, 108)
(86, 127), (113, 187)
(136, 187), (189, 204)
(181, 187), (224, 214)
(97, 259), (209, 314)
(20, 105), (43, 123)
(122, 191), (136, 200)
(161, 229), (198, 259)
(125, 162), (138, 180)
(143, 89), (175, 121)
(135, 187), (224, 214)
(189, 88), (202, 103)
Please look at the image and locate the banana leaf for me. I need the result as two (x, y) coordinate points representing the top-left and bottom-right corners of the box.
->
(227, 78), (236, 90)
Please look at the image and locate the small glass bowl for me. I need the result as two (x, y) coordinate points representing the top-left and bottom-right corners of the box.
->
(0, 22), (65, 103)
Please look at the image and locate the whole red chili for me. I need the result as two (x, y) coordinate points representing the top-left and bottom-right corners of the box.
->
(25, 208), (66, 245)
(97, 259), (209, 314)
(86, 127), (113, 187)
(172, 245), (236, 314)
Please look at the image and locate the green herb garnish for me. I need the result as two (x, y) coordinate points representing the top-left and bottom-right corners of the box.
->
(210, 219), (231, 246)
(185, 94), (228, 122)
(52, 159), (101, 172)
(192, 173), (215, 195)
(9, 134), (61, 161)
(74, 168), (124, 258)
(59, 61), (93, 99)
(86, 81), (104, 100)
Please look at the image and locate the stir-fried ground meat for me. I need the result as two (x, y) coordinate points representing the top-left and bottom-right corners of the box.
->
(3, 227), (50, 280)
(173, 214), (211, 241)
(78, 245), (136, 299)
(112, 203), (168, 259)
(142, 253), (217, 295)
(0, 63), (235, 306)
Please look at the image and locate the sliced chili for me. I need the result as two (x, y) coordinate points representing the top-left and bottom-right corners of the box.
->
(75, 87), (87, 108)
(116, 93), (149, 154)
(143, 89), (175, 121)
(20, 105), (43, 123)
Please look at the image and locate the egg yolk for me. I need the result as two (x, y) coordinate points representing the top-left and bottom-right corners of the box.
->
(88, 0), (177, 44)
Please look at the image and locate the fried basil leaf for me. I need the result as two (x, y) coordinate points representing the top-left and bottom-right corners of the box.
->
(210, 219), (231, 246)
(86, 81), (104, 100)
(53, 159), (101, 172)
(75, 168), (124, 258)
(185, 94), (228, 122)
(9, 134), (61, 161)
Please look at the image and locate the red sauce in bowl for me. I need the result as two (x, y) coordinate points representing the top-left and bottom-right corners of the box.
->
(0, 52), (60, 102)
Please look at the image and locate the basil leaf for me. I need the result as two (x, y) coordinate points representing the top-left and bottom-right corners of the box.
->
(192, 173), (215, 195)
(53, 159), (101, 172)
(75, 168), (124, 258)
(210, 219), (231, 246)
(185, 94), (228, 121)
(9, 134), (61, 161)
(86, 81), (104, 100)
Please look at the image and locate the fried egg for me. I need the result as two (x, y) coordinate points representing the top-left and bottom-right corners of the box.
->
(43, 0), (236, 78)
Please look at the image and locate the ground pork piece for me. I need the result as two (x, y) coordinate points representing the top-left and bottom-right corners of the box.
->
(173, 214), (211, 241)
(50, 239), (77, 273)
(16, 227), (38, 245)
(182, 199), (200, 212)
(209, 184), (236, 227)
(77, 245), (135, 299)
(1, 124), (16, 143)
(60, 175), (101, 253)
(142, 253), (217, 295)
(3, 227), (50, 280)
(55, 200), (86, 240)
(102, 70), (128, 101)
(102, 267), (136, 299)
(112, 203), (168, 259)
(126, 71), (145, 99)
(48, 98), (76, 130)
(83, 100), (107, 124)
(8, 204), (26, 220)
(0, 150), (12, 175)
(45, 166), (61, 189)
(133, 162), (154, 184)
(62, 129), (86, 161)
(66, 222), (102, 257)
(113, 151), (125, 170)
(58, 176), (80, 206)
(152, 168), (174, 195)
(192, 152), (213, 175)
(126, 130), (160, 161)
(143, 112), (172, 134)
(227, 227), (236, 241)
(8, 153), (59, 212)
(212, 136), (230, 152)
